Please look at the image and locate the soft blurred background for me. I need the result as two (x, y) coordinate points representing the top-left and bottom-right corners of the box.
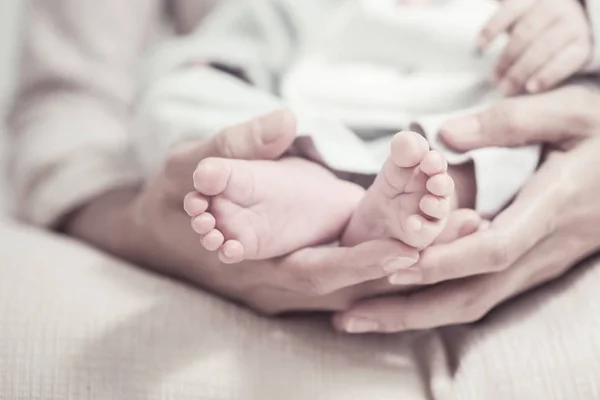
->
(0, 0), (24, 215)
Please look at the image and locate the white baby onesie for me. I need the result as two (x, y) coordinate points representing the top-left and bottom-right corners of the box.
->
(134, 0), (541, 216)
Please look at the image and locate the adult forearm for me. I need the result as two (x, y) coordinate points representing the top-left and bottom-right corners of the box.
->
(61, 185), (228, 293)
(61, 187), (151, 266)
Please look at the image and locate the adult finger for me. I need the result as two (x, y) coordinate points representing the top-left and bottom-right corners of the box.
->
(387, 151), (569, 286)
(477, 0), (536, 50)
(439, 86), (593, 151)
(498, 21), (574, 95)
(272, 239), (419, 296)
(432, 209), (482, 245)
(494, 6), (558, 83)
(334, 228), (573, 333)
(207, 108), (297, 160)
(334, 273), (500, 333)
(527, 41), (592, 93)
(162, 108), (297, 199)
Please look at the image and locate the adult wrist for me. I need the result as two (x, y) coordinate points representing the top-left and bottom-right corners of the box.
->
(61, 186), (151, 265)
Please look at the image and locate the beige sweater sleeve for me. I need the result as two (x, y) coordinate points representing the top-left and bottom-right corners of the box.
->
(7, 0), (163, 227)
(585, 0), (600, 70)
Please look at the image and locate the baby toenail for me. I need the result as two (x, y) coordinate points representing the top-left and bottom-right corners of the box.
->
(408, 216), (423, 231)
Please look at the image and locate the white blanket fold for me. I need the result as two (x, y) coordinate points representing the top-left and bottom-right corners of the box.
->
(135, 0), (543, 216)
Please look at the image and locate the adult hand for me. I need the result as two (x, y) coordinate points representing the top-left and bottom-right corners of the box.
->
(477, 0), (592, 95)
(333, 86), (600, 333)
(132, 109), (419, 314)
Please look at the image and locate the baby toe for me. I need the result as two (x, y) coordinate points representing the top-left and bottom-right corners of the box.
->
(183, 192), (209, 216)
(419, 194), (450, 220)
(420, 150), (447, 176)
(404, 214), (444, 249)
(390, 131), (430, 168)
(191, 212), (216, 234)
(219, 240), (245, 264)
(426, 174), (454, 197)
(193, 158), (232, 196)
(202, 229), (225, 251)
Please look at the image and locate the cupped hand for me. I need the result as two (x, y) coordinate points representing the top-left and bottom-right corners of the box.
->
(133, 109), (419, 314)
(333, 86), (600, 333)
(478, 0), (592, 95)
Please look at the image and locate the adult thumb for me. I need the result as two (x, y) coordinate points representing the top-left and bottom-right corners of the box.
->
(439, 88), (588, 151)
(212, 108), (297, 160)
(200, 108), (298, 161)
(162, 108), (297, 198)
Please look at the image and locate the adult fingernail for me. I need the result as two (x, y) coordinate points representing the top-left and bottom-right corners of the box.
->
(389, 269), (423, 285)
(346, 318), (379, 333)
(383, 256), (418, 273)
(259, 109), (294, 143)
(440, 116), (480, 138)
(526, 80), (540, 93)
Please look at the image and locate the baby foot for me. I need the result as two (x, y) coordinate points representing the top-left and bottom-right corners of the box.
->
(184, 157), (364, 263)
(341, 131), (454, 249)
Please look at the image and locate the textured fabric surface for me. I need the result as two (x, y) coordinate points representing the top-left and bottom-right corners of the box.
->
(1, 220), (600, 399)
